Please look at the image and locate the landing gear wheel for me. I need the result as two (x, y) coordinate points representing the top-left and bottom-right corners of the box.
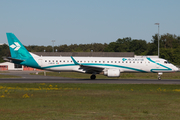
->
(90, 75), (96, 80)
(157, 73), (163, 80)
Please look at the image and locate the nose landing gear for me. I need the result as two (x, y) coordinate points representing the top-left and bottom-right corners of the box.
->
(158, 72), (163, 80)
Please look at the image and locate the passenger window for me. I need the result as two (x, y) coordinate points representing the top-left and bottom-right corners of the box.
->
(45, 60), (47, 62)
(107, 61), (109, 63)
(60, 60), (61, 62)
(49, 60), (51, 62)
(111, 61), (113, 63)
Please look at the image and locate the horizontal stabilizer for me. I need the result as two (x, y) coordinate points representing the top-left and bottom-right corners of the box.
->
(7, 57), (24, 62)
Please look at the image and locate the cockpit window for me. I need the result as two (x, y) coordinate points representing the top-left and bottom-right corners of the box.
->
(164, 61), (171, 64)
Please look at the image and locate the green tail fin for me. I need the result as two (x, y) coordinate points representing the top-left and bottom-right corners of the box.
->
(6, 33), (31, 60)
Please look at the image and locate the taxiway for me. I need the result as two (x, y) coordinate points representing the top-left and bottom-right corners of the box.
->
(0, 71), (180, 84)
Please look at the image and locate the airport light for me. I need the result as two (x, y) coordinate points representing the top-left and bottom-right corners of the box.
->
(155, 23), (160, 58)
(52, 40), (55, 52)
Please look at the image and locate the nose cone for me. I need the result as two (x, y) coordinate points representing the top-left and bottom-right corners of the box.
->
(174, 66), (179, 72)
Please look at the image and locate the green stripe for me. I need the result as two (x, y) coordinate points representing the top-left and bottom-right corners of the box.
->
(42, 63), (147, 73)
(147, 57), (172, 73)
(42, 64), (76, 69)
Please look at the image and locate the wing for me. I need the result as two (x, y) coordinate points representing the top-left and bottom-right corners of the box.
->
(71, 56), (104, 74)
(79, 65), (104, 74)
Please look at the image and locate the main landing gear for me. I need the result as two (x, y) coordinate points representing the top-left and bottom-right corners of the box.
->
(90, 74), (96, 80)
(158, 72), (163, 80)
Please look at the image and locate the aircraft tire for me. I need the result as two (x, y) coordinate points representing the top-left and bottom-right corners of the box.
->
(90, 75), (96, 80)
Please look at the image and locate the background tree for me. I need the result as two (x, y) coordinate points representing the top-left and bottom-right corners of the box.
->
(0, 44), (10, 62)
(129, 39), (147, 55)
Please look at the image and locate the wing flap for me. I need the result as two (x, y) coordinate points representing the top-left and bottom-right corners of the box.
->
(79, 65), (104, 73)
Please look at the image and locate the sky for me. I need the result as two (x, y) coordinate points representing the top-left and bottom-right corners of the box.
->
(0, 0), (180, 46)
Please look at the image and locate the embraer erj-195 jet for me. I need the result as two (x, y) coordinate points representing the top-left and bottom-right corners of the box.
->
(6, 33), (179, 80)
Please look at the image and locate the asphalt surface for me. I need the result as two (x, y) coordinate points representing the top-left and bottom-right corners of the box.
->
(1, 71), (180, 84)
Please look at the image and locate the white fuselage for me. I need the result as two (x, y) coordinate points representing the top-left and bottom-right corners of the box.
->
(32, 56), (178, 74)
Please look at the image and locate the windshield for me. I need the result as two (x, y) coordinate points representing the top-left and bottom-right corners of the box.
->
(164, 61), (171, 64)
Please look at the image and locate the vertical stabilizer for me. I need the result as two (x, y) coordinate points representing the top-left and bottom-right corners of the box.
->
(6, 33), (31, 60)
(6, 33), (40, 68)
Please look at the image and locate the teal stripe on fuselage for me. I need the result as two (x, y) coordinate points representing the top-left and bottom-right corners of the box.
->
(84, 63), (147, 72)
(147, 57), (172, 73)
(42, 63), (147, 73)
(42, 64), (76, 69)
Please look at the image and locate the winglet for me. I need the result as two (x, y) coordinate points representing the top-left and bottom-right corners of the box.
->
(71, 56), (80, 65)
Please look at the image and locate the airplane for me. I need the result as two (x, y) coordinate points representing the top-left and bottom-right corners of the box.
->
(6, 33), (179, 80)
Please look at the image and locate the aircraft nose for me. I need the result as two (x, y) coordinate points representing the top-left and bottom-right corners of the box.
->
(174, 66), (179, 71)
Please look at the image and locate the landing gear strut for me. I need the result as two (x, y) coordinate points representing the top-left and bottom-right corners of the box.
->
(90, 74), (96, 80)
(158, 73), (163, 80)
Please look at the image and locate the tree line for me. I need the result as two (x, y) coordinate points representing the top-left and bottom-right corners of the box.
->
(0, 33), (180, 64)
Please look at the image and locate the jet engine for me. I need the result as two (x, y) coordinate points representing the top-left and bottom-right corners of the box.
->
(104, 69), (120, 77)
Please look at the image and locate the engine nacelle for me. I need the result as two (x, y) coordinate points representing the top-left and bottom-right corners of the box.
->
(104, 69), (120, 77)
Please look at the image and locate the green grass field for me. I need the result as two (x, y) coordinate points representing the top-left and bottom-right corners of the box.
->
(32, 71), (180, 79)
(0, 74), (20, 78)
(0, 83), (180, 120)
(0, 71), (20, 78)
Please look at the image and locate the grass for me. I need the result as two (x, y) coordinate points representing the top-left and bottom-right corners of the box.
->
(0, 74), (20, 78)
(0, 71), (9, 73)
(0, 83), (180, 120)
(0, 71), (21, 78)
(31, 71), (180, 79)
